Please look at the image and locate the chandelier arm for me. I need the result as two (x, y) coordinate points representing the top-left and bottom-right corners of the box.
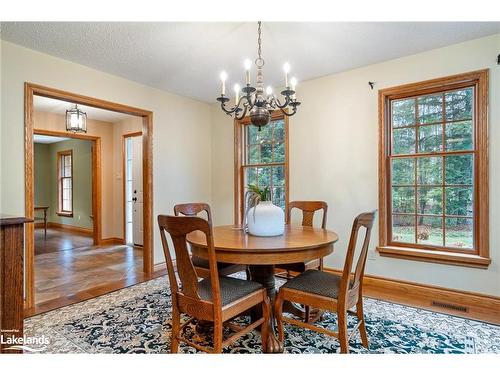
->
(273, 95), (291, 109)
(235, 105), (248, 120)
(219, 94), (252, 116)
(279, 105), (297, 117)
(219, 102), (238, 116)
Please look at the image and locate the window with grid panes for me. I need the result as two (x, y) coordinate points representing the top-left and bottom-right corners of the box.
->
(58, 150), (73, 215)
(243, 118), (287, 210)
(378, 71), (490, 267)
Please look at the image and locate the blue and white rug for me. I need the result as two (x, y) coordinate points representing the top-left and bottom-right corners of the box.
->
(24, 276), (499, 354)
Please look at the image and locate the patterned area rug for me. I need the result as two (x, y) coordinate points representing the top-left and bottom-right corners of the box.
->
(24, 276), (500, 354)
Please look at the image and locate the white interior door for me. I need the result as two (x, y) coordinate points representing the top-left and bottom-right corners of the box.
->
(131, 136), (143, 246)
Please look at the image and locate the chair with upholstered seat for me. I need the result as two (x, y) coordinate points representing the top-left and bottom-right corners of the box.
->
(174, 203), (247, 278)
(158, 214), (271, 353)
(275, 211), (376, 353)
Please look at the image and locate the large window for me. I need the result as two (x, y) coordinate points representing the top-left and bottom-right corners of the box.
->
(57, 150), (73, 216)
(234, 113), (289, 224)
(378, 70), (489, 268)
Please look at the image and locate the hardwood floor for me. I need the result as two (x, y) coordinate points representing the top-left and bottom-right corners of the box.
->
(35, 227), (94, 255)
(30, 227), (166, 317)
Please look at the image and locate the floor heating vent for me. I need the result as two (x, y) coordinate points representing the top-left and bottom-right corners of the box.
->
(431, 300), (468, 313)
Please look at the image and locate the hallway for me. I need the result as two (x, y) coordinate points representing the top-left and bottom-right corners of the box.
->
(34, 227), (146, 312)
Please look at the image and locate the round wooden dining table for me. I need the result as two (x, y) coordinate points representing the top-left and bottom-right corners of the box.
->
(187, 224), (339, 353)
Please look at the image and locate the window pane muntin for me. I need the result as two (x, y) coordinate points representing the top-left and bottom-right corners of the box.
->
(273, 142), (285, 163)
(417, 156), (442, 185)
(445, 88), (473, 122)
(391, 158), (415, 185)
(417, 187), (443, 215)
(445, 154), (473, 185)
(445, 120), (473, 151)
(417, 93), (443, 124)
(445, 186), (473, 216)
(392, 187), (415, 214)
(417, 216), (443, 246)
(418, 124), (443, 153)
(392, 215), (415, 243)
(392, 127), (416, 155)
(391, 98), (415, 128)
(260, 142), (272, 163)
(445, 217), (473, 249)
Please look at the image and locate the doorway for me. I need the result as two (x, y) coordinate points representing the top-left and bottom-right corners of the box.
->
(24, 83), (154, 312)
(124, 132), (143, 247)
(33, 132), (98, 255)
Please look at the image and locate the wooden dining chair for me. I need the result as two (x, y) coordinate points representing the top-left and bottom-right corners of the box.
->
(277, 201), (328, 276)
(275, 211), (376, 353)
(158, 214), (271, 353)
(174, 203), (247, 279)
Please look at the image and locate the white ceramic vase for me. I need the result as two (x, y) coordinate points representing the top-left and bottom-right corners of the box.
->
(247, 201), (285, 237)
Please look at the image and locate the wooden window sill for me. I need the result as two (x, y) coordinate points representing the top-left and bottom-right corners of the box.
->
(377, 246), (491, 269)
(56, 212), (73, 217)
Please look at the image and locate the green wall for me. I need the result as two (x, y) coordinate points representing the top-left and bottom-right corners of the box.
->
(34, 138), (93, 229)
(34, 143), (51, 208)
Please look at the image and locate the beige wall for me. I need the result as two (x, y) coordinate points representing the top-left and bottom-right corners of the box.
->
(33, 111), (116, 237)
(211, 33), (500, 296)
(1, 41), (212, 264)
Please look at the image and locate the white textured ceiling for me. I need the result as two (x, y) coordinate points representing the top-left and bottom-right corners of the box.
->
(2, 22), (499, 103)
(33, 134), (69, 144)
(34, 95), (134, 122)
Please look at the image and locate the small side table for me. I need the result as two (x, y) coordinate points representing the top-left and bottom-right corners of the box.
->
(34, 206), (49, 238)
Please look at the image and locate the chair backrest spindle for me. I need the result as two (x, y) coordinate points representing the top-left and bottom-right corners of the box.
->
(339, 211), (377, 300)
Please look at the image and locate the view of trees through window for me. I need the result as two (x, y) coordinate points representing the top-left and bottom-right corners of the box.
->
(243, 119), (286, 210)
(390, 87), (475, 249)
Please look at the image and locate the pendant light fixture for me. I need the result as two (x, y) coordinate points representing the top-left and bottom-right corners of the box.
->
(216, 22), (301, 130)
(65, 104), (87, 133)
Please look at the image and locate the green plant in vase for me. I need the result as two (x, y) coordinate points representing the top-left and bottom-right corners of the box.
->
(244, 184), (284, 236)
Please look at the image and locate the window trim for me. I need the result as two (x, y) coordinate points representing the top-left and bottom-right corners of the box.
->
(234, 111), (289, 226)
(377, 70), (489, 268)
(57, 149), (74, 217)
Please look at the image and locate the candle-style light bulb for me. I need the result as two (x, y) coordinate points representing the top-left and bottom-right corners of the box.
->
(220, 71), (227, 96)
(266, 86), (273, 96)
(234, 84), (241, 104)
(244, 59), (252, 85)
(290, 77), (297, 100)
(283, 62), (291, 88)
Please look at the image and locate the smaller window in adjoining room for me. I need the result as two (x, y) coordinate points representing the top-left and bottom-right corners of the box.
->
(57, 150), (73, 216)
(378, 70), (489, 268)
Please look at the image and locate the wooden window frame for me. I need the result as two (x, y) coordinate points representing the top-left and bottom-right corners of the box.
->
(57, 149), (73, 217)
(378, 70), (490, 268)
(234, 111), (290, 226)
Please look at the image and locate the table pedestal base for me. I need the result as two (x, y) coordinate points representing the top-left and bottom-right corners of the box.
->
(249, 265), (284, 353)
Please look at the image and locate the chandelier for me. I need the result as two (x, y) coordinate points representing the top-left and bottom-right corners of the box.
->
(66, 104), (87, 133)
(216, 22), (301, 130)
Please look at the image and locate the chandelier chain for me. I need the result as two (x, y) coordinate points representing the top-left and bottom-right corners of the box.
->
(255, 21), (264, 68)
